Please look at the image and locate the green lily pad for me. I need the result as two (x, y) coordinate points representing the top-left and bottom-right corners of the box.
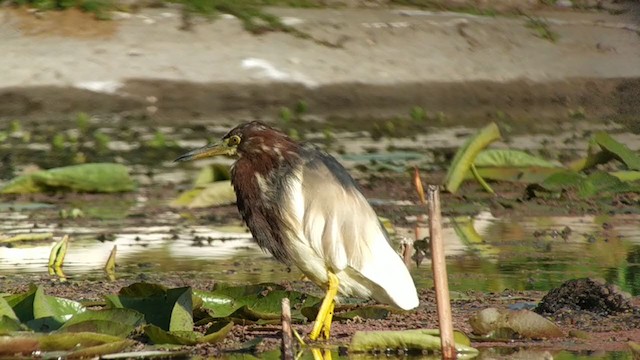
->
(0, 297), (17, 320)
(195, 283), (284, 319)
(105, 284), (193, 332)
(58, 308), (144, 337)
(0, 315), (25, 333)
(39, 332), (124, 351)
(144, 320), (233, 345)
(0, 163), (135, 194)
(4, 285), (85, 331)
(350, 329), (477, 355)
(66, 339), (136, 358)
(144, 325), (200, 345)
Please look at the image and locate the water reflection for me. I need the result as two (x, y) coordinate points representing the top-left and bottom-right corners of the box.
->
(0, 209), (639, 295)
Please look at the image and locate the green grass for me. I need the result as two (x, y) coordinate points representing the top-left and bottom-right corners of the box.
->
(525, 16), (559, 43)
(6, 0), (115, 19)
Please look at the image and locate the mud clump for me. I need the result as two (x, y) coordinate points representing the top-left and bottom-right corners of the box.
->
(536, 278), (633, 316)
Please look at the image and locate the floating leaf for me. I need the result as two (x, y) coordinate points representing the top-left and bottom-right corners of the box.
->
(611, 171), (640, 182)
(59, 308), (144, 337)
(144, 325), (200, 345)
(105, 285), (193, 332)
(0, 315), (24, 333)
(0, 163), (135, 194)
(593, 132), (640, 170)
(474, 149), (559, 168)
(350, 329), (477, 355)
(201, 320), (234, 344)
(577, 171), (639, 198)
(469, 308), (563, 339)
(66, 339), (135, 359)
(235, 290), (321, 321)
(4, 285), (85, 330)
(444, 122), (502, 193)
(0, 298), (17, 320)
(195, 283), (283, 319)
(39, 332), (124, 351)
(0, 233), (53, 244)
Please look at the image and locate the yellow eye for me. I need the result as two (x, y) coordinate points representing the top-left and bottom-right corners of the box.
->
(227, 135), (241, 146)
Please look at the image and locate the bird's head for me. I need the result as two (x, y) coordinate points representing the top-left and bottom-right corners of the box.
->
(175, 121), (295, 162)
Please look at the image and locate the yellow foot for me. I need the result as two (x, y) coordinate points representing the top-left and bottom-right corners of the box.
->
(309, 272), (339, 341)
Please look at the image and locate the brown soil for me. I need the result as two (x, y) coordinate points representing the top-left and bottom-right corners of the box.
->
(5, 8), (117, 38)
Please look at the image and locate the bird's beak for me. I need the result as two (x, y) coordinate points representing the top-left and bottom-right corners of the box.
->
(174, 142), (229, 162)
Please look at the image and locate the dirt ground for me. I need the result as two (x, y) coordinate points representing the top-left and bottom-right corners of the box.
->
(1, 1), (640, 132)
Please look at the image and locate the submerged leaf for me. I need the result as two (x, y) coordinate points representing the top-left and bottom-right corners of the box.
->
(0, 163), (135, 194)
(444, 123), (502, 193)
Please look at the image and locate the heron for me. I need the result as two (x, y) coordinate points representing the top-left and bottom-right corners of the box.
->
(176, 121), (418, 340)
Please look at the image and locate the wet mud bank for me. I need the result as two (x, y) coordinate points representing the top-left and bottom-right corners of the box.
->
(2, 76), (640, 133)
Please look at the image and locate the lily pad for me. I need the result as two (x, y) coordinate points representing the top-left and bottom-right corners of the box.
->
(4, 285), (85, 331)
(66, 339), (136, 358)
(0, 163), (135, 194)
(105, 284), (193, 332)
(350, 329), (477, 355)
(144, 321), (233, 345)
(39, 332), (125, 351)
(58, 308), (144, 337)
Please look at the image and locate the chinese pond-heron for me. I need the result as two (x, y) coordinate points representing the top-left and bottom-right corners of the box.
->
(176, 121), (418, 340)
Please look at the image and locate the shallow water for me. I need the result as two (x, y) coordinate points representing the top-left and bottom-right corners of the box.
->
(2, 206), (638, 296)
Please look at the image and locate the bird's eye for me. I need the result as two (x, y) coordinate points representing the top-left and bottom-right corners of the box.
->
(227, 135), (241, 146)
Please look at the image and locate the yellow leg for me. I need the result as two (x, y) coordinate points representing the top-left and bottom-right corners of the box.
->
(309, 272), (339, 341)
(321, 301), (335, 340)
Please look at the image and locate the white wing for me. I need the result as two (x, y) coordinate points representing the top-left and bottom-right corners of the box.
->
(293, 153), (418, 310)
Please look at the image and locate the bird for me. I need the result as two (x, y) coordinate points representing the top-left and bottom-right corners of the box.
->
(175, 121), (418, 340)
